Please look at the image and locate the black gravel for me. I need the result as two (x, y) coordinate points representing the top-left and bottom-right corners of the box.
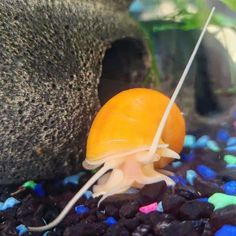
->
(1, 118), (236, 235)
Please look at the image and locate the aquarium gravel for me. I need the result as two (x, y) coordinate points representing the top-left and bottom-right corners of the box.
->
(0, 111), (236, 235)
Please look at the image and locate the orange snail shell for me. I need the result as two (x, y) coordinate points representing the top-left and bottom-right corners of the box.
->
(85, 88), (186, 169)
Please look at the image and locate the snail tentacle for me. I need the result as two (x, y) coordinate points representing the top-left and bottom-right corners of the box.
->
(28, 164), (111, 232)
(147, 7), (215, 163)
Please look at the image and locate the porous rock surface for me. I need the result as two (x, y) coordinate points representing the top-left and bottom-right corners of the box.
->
(0, 0), (150, 184)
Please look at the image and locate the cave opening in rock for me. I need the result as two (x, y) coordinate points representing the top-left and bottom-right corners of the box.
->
(98, 37), (150, 105)
(194, 45), (221, 117)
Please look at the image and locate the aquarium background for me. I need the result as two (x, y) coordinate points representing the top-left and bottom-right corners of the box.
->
(129, 0), (236, 124)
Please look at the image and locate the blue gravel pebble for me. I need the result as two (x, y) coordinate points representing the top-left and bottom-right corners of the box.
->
(186, 169), (197, 185)
(104, 217), (117, 226)
(227, 137), (236, 146)
(197, 198), (209, 202)
(226, 164), (236, 168)
(126, 188), (139, 194)
(75, 205), (89, 215)
(83, 190), (93, 200)
(170, 175), (187, 186)
(184, 135), (196, 148)
(181, 151), (195, 162)
(225, 145), (236, 153)
(193, 135), (210, 148)
(216, 129), (230, 142)
(215, 225), (236, 236)
(0, 197), (20, 211)
(223, 181), (236, 195)
(207, 140), (220, 152)
(16, 224), (28, 236)
(157, 201), (163, 212)
(171, 161), (182, 168)
(196, 164), (217, 180)
(34, 184), (45, 197)
(63, 172), (86, 185)
(43, 232), (50, 236)
(129, 0), (144, 13)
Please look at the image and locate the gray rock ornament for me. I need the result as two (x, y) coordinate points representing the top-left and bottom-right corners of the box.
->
(0, 0), (151, 184)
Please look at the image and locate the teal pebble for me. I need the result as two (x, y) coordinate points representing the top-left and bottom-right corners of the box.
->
(207, 140), (220, 152)
(193, 135), (210, 148)
(186, 169), (197, 185)
(43, 232), (50, 236)
(83, 190), (93, 200)
(208, 193), (236, 210)
(0, 197), (20, 211)
(157, 201), (163, 212)
(225, 145), (236, 153)
(184, 135), (196, 148)
(227, 137), (236, 146)
(16, 224), (28, 236)
(226, 164), (236, 168)
(129, 0), (144, 13)
(63, 172), (86, 185)
(171, 161), (182, 168)
(224, 155), (236, 165)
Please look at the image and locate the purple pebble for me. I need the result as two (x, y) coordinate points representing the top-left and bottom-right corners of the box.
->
(181, 151), (195, 162)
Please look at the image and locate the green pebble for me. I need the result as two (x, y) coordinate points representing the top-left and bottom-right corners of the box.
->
(208, 193), (236, 210)
(90, 169), (99, 174)
(224, 154), (236, 165)
(207, 140), (220, 152)
(22, 180), (37, 189)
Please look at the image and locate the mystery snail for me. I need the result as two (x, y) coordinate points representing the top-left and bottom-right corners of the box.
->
(84, 88), (185, 201)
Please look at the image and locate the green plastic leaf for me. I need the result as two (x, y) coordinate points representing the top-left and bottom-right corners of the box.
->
(213, 13), (236, 27)
(152, 12), (207, 31)
(220, 0), (236, 12)
(153, 21), (183, 31)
